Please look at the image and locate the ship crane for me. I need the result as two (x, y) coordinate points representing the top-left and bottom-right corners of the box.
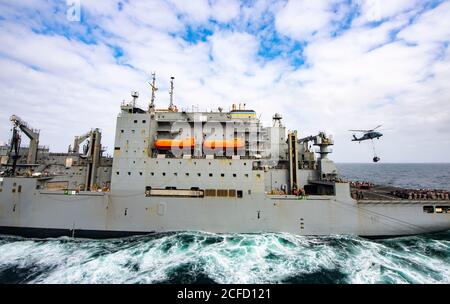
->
(298, 132), (334, 159)
(6, 125), (21, 175)
(299, 132), (337, 180)
(70, 131), (91, 155)
(70, 129), (102, 191)
(10, 115), (40, 165)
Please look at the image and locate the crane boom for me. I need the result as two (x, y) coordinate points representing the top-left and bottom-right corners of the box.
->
(72, 132), (91, 154)
(10, 115), (39, 164)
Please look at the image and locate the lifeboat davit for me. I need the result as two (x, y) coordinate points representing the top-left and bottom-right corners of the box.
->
(203, 138), (244, 149)
(155, 137), (195, 150)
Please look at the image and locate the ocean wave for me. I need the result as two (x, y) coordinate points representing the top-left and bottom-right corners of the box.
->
(0, 231), (449, 284)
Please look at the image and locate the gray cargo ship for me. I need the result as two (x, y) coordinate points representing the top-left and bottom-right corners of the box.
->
(0, 77), (449, 238)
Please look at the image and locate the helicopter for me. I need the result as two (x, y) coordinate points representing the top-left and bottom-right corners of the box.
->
(349, 125), (383, 163)
(349, 125), (383, 142)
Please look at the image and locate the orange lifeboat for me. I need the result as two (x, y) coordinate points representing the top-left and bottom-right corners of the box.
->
(155, 137), (195, 150)
(203, 138), (244, 149)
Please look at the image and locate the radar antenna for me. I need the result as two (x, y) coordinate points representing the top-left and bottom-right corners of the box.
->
(131, 91), (139, 109)
(272, 113), (283, 127)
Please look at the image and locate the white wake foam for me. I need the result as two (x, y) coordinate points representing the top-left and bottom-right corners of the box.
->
(0, 232), (448, 284)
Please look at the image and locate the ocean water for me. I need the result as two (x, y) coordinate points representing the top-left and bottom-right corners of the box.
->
(337, 163), (450, 191)
(0, 164), (449, 284)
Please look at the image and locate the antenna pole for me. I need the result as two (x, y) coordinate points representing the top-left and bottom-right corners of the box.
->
(149, 72), (157, 111)
(169, 76), (174, 110)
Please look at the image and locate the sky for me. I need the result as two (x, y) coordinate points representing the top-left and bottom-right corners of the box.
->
(0, 0), (449, 163)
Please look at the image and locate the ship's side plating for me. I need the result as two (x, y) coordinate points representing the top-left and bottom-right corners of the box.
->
(1, 177), (449, 237)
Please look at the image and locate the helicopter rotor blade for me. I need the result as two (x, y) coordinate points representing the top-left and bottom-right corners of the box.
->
(348, 129), (369, 132)
(372, 125), (382, 131)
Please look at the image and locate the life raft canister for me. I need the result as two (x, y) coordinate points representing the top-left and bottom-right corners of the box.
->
(155, 137), (195, 150)
(203, 138), (244, 149)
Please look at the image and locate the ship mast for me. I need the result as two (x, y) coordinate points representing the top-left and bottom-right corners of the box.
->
(149, 72), (157, 112)
(169, 76), (175, 111)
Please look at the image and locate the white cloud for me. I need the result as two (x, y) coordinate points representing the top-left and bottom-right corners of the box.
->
(168, 0), (210, 23)
(397, 0), (450, 43)
(356, 0), (421, 23)
(274, 0), (335, 40)
(0, 0), (449, 163)
(211, 0), (240, 23)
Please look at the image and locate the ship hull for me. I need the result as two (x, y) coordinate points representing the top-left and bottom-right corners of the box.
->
(0, 178), (449, 238)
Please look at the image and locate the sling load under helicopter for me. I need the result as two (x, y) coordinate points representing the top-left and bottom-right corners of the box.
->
(349, 125), (383, 162)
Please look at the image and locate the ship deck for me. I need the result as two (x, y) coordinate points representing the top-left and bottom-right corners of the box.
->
(350, 184), (450, 202)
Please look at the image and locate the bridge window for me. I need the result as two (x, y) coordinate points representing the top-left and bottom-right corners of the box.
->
(151, 172), (154, 176)
(205, 189), (216, 197)
(423, 206), (434, 213)
(162, 173), (166, 176)
(221, 173), (225, 177)
(233, 174), (236, 177)
(142, 120), (146, 123)
(435, 206), (449, 213)
(209, 173), (213, 177)
(237, 190), (243, 198)
(217, 189), (228, 197)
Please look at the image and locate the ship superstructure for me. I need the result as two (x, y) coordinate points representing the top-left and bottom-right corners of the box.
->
(0, 76), (449, 238)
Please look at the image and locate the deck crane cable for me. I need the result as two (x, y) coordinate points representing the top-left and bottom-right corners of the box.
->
(370, 139), (381, 162)
(371, 139), (377, 158)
